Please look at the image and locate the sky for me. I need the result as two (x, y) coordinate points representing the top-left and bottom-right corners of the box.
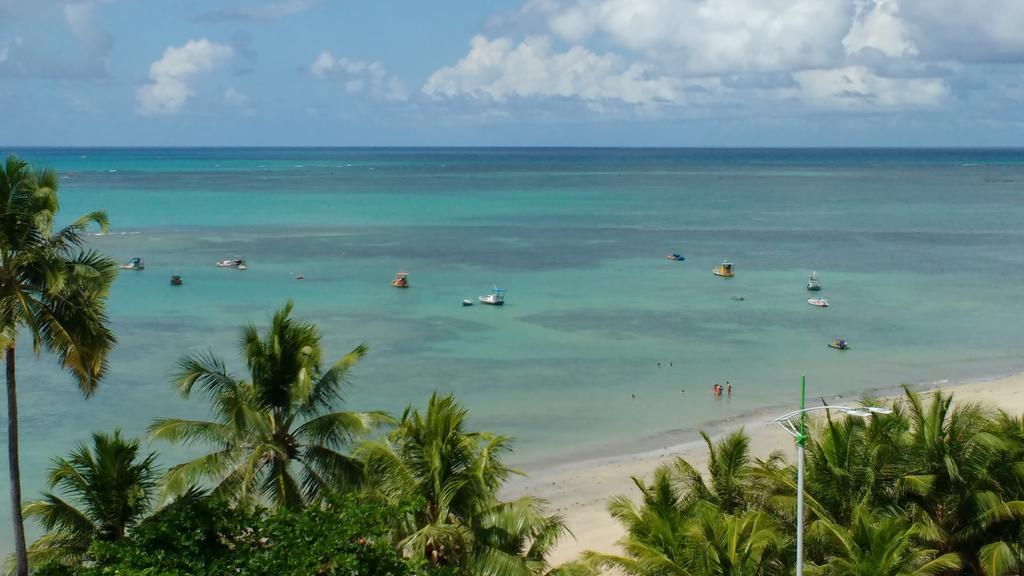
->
(2, 0), (1024, 147)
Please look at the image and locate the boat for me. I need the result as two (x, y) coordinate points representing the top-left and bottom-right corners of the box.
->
(217, 257), (245, 268)
(391, 272), (409, 288)
(462, 299), (474, 306)
(731, 295), (745, 301)
(665, 253), (685, 261)
(808, 297), (830, 308)
(713, 261), (734, 277)
(828, 339), (850, 350)
(807, 272), (821, 291)
(479, 287), (506, 306)
(120, 257), (144, 271)
(169, 275), (183, 286)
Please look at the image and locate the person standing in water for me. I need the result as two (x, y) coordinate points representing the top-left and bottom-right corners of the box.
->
(726, 382), (732, 396)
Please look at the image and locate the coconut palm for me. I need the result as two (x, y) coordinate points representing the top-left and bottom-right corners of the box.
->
(807, 506), (961, 576)
(0, 155), (117, 576)
(11, 430), (158, 572)
(592, 464), (698, 576)
(803, 403), (908, 526)
(685, 506), (789, 576)
(589, 432), (790, 576)
(361, 392), (566, 576)
(149, 301), (389, 510)
(897, 388), (1024, 575)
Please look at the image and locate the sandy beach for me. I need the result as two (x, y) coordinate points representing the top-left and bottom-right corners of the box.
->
(504, 373), (1024, 566)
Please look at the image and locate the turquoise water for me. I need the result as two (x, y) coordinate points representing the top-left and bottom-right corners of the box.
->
(2, 147), (1024, 551)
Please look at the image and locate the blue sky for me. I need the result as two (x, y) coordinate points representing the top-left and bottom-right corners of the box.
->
(2, 0), (1023, 146)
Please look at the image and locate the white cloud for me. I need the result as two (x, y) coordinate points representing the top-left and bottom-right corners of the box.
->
(793, 65), (947, 109)
(843, 0), (916, 57)
(136, 38), (234, 115)
(423, 35), (680, 106)
(898, 0), (1024, 60)
(543, 0), (854, 75)
(309, 51), (408, 101)
(223, 87), (249, 107)
(63, 1), (113, 73)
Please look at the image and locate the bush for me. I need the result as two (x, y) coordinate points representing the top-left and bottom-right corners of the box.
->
(49, 492), (442, 576)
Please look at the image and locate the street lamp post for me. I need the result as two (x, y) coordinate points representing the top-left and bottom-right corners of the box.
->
(774, 376), (892, 576)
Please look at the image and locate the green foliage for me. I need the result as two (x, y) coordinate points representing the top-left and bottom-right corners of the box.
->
(14, 430), (158, 571)
(362, 392), (566, 576)
(594, 388), (1024, 576)
(148, 301), (392, 509)
(1, 154), (118, 576)
(56, 492), (443, 576)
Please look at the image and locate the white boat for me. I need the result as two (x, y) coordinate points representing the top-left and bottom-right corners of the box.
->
(808, 297), (830, 308)
(479, 287), (506, 306)
(807, 272), (821, 291)
(120, 257), (144, 271)
(462, 299), (474, 306)
(217, 257), (245, 268)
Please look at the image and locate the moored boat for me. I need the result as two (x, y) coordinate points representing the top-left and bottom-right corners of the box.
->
(391, 272), (409, 288)
(808, 297), (830, 308)
(462, 299), (474, 306)
(217, 257), (245, 268)
(666, 253), (685, 261)
(713, 261), (734, 277)
(120, 257), (144, 270)
(479, 287), (506, 305)
(828, 338), (850, 350)
(169, 275), (183, 286)
(807, 272), (821, 291)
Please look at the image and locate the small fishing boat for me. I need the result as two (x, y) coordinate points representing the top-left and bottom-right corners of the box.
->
(808, 297), (830, 308)
(462, 299), (474, 306)
(391, 272), (409, 288)
(169, 275), (183, 286)
(828, 339), (850, 350)
(665, 253), (685, 261)
(217, 257), (245, 268)
(807, 272), (821, 291)
(120, 257), (144, 271)
(479, 287), (506, 306)
(731, 295), (745, 301)
(713, 261), (734, 277)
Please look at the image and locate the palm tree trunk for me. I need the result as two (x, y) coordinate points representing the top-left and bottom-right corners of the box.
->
(6, 344), (28, 576)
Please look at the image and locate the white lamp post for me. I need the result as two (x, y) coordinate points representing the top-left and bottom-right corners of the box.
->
(774, 376), (892, 576)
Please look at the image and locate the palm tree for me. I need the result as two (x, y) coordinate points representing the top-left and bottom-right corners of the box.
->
(587, 431), (791, 576)
(593, 464), (697, 576)
(807, 506), (961, 576)
(896, 387), (1024, 575)
(361, 392), (567, 576)
(12, 430), (158, 572)
(803, 403), (907, 526)
(149, 301), (389, 509)
(684, 506), (788, 576)
(0, 155), (117, 576)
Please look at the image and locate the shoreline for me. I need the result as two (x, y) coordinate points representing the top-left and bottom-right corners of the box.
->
(504, 371), (1024, 565)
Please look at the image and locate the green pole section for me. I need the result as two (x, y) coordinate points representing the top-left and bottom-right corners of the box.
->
(799, 375), (807, 446)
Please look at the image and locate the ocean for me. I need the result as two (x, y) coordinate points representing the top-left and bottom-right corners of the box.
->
(1, 147), (1023, 551)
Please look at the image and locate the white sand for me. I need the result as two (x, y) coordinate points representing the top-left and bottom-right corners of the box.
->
(503, 373), (1024, 566)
